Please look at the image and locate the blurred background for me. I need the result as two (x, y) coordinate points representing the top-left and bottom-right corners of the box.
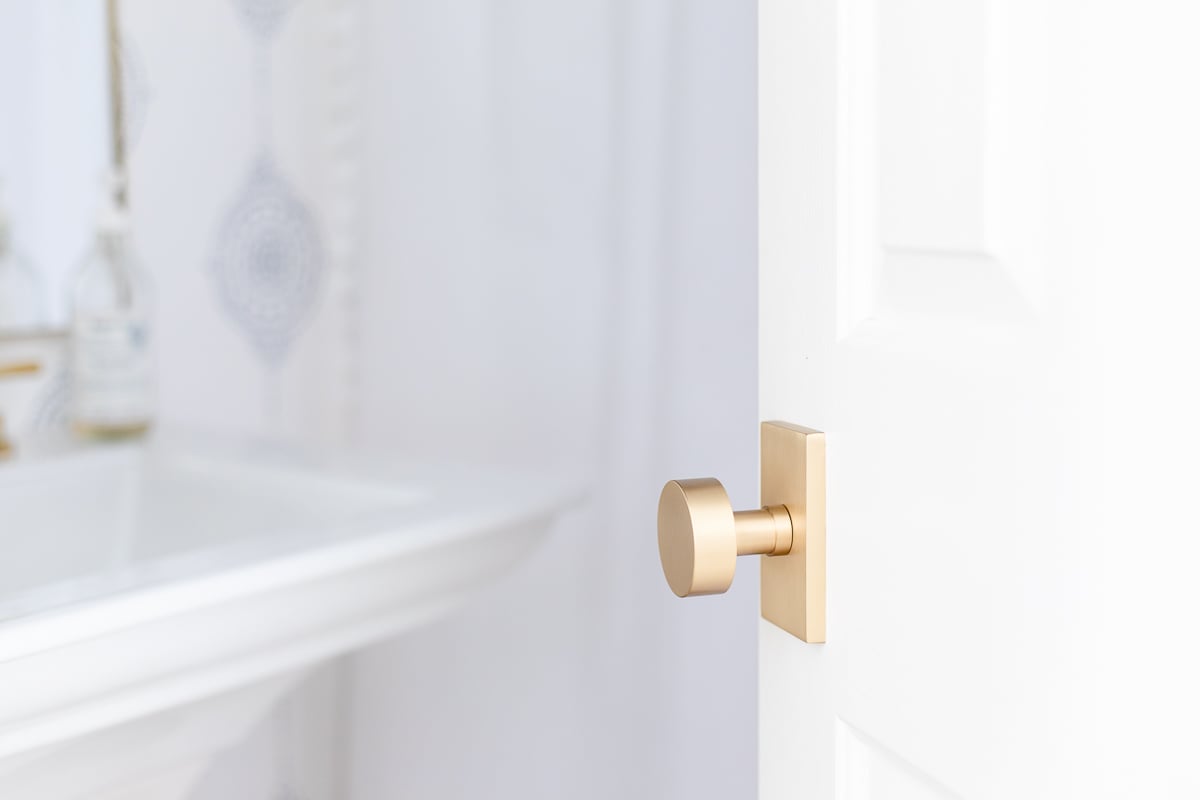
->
(0, 1), (758, 797)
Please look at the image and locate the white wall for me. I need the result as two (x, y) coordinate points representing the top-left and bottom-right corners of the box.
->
(344, 1), (757, 798)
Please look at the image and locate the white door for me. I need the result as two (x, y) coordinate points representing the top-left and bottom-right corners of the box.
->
(760, 1), (1200, 797)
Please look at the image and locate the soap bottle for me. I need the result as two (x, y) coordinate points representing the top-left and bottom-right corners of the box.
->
(0, 183), (44, 331)
(68, 176), (153, 437)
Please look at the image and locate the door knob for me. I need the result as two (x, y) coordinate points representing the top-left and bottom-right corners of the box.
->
(657, 421), (827, 643)
(657, 478), (792, 597)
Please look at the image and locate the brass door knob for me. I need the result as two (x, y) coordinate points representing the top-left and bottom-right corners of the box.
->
(657, 478), (793, 597)
(658, 423), (825, 641)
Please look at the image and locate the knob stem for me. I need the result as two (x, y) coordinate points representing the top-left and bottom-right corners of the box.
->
(734, 505), (792, 556)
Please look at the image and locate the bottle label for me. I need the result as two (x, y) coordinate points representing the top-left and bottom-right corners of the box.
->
(71, 311), (152, 428)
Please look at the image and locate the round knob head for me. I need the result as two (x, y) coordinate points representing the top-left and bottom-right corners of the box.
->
(657, 478), (737, 597)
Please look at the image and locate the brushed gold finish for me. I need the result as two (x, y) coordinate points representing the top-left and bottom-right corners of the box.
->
(0, 360), (41, 458)
(658, 479), (737, 597)
(735, 505), (793, 556)
(657, 478), (792, 597)
(106, 0), (128, 208)
(71, 420), (151, 439)
(760, 421), (826, 643)
(655, 421), (826, 642)
(0, 361), (38, 378)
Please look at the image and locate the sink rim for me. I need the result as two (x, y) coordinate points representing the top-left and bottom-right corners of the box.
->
(0, 432), (580, 761)
(0, 496), (567, 662)
(0, 431), (581, 661)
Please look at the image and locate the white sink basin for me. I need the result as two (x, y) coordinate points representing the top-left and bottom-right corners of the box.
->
(0, 432), (576, 799)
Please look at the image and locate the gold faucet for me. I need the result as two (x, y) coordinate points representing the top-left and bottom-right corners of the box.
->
(0, 360), (40, 458)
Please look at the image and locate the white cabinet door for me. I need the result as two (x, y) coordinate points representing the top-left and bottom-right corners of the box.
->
(760, 1), (1200, 797)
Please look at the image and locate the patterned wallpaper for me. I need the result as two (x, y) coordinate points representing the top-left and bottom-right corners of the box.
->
(119, 0), (361, 444)
(212, 153), (325, 365)
(213, 0), (326, 366)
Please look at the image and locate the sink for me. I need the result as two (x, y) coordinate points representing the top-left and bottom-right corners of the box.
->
(0, 431), (576, 799)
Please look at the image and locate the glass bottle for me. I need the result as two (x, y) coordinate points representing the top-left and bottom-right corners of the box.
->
(68, 178), (153, 437)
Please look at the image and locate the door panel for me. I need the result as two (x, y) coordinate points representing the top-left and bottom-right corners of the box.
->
(878, 0), (988, 253)
(761, 0), (1200, 797)
(841, 0), (1049, 336)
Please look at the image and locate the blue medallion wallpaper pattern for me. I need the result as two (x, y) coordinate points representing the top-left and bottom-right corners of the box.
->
(211, 0), (326, 365)
(211, 156), (324, 365)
